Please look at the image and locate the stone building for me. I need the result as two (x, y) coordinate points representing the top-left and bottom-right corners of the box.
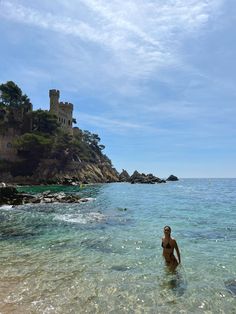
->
(0, 89), (75, 162)
(49, 89), (73, 133)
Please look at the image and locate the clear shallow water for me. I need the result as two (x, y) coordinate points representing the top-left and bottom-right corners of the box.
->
(0, 179), (236, 313)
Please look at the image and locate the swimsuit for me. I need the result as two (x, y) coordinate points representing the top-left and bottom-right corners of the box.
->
(161, 241), (171, 249)
(162, 241), (178, 265)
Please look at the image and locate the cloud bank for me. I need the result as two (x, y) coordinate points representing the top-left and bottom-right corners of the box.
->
(0, 0), (223, 79)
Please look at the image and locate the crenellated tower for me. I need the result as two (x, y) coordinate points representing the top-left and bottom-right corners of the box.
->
(49, 89), (74, 133)
(49, 89), (60, 115)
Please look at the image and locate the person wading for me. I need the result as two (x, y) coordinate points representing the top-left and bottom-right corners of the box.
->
(161, 226), (181, 271)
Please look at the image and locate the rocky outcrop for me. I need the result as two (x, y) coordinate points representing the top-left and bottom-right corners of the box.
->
(0, 159), (178, 186)
(166, 174), (179, 181)
(119, 169), (130, 182)
(0, 186), (33, 205)
(33, 160), (119, 184)
(129, 171), (166, 184)
(0, 186), (91, 206)
(0, 159), (120, 185)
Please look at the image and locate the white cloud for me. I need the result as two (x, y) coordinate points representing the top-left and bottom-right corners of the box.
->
(0, 0), (224, 79)
(78, 112), (148, 133)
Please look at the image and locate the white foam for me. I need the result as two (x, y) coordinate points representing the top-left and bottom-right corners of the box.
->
(80, 197), (96, 202)
(54, 211), (106, 224)
(0, 205), (13, 211)
(54, 213), (88, 224)
(87, 212), (106, 222)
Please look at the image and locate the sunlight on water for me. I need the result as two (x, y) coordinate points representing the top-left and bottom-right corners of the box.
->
(0, 179), (236, 313)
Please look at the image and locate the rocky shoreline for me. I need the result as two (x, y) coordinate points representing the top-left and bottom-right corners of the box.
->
(0, 186), (92, 206)
(0, 169), (178, 186)
(0, 169), (179, 187)
(0, 144), (179, 186)
(0, 172), (179, 206)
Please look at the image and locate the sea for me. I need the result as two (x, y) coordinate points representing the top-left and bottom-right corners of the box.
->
(0, 179), (236, 313)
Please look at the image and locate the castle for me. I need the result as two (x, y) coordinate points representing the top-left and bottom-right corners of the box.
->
(0, 89), (74, 161)
(49, 89), (73, 133)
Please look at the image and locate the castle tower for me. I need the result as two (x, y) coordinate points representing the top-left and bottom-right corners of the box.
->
(49, 89), (60, 115)
(49, 89), (74, 134)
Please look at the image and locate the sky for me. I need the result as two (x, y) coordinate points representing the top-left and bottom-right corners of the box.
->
(0, 0), (236, 178)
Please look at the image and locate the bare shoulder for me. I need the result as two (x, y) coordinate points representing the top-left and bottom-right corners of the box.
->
(172, 238), (180, 248)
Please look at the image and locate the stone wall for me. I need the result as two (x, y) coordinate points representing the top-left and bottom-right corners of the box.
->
(0, 128), (20, 161)
(58, 102), (73, 133)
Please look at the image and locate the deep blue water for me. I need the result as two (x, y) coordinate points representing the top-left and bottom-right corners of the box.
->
(0, 179), (236, 313)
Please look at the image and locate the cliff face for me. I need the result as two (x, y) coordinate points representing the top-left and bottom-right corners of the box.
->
(0, 158), (119, 185)
(34, 159), (119, 184)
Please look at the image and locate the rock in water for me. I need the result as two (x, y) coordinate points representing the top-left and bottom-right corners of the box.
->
(0, 186), (18, 198)
(129, 170), (165, 184)
(225, 279), (236, 296)
(166, 175), (179, 181)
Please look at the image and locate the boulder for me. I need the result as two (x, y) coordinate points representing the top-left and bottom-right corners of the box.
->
(129, 171), (165, 184)
(0, 188), (88, 206)
(0, 186), (18, 198)
(166, 175), (179, 181)
(0, 186), (24, 205)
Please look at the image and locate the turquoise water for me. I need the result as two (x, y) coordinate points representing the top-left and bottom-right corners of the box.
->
(0, 179), (236, 313)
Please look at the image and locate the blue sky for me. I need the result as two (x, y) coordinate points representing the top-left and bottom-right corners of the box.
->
(0, 0), (236, 178)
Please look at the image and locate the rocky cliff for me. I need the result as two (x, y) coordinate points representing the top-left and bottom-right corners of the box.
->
(0, 158), (119, 185)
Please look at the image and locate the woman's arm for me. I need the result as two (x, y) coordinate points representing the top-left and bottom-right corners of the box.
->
(174, 240), (181, 264)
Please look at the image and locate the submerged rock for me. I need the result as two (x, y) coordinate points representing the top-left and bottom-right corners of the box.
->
(225, 279), (236, 296)
(111, 265), (131, 272)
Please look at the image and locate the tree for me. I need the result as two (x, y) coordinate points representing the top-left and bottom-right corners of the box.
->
(82, 130), (99, 145)
(51, 131), (73, 160)
(21, 94), (32, 110)
(0, 81), (23, 107)
(0, 81), (32, 130)
(31, 110), (60, 135)
(15, 133), (53, 160)
(82, 130), (105, 152)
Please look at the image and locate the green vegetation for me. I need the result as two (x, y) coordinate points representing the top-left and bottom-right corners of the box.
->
(0, 81), (113, 176)
(31, 110), (60, 135)
(0, 81), (32, 131)
(0, 81), (31, 110)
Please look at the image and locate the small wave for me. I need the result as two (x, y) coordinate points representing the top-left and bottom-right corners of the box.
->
(0, 205), (13, 211)
(80, 197), (96, 202)
(54, 211), (106, 224)
(54, 214), (87, 224)
(85, 197), (96, 201)
(87, 212), (106, 222)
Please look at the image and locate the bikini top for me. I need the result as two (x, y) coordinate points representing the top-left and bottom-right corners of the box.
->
(161, 241), (171, 249)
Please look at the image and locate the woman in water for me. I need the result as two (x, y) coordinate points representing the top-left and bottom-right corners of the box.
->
(162, 226), (181, 270)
